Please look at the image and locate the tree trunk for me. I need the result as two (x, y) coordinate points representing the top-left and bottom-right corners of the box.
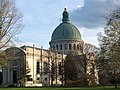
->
(115, 84), (117, 88)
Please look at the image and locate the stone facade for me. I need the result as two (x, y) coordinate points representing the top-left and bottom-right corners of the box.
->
(50, 40), (83, 54)
(2, 46), (66, 87)
(2, 47), (26, 86)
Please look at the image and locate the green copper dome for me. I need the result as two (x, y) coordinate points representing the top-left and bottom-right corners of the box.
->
(51, 8), (81, 42)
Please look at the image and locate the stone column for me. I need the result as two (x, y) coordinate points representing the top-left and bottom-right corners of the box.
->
(2, 68), (7, 85)
(8, 65), (10, 84)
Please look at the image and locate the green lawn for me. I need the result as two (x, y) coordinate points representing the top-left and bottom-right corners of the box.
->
(0, 86), (120, 90)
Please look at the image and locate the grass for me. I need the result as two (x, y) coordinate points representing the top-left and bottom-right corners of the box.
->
(0, 86), (120, 90)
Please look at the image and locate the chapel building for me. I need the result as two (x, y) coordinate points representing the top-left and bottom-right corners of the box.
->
(2, 8), (99, 87)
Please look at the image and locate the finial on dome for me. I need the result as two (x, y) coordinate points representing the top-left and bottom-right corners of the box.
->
(64, 8), (67, 11)
(62, 8), (69, 22)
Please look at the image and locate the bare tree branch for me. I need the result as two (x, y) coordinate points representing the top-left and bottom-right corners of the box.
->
(0, 0), (23, 49)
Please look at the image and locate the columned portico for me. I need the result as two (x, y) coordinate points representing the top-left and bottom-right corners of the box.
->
(2, 47), (26, 86)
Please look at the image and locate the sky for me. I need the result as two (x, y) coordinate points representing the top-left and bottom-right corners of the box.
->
(15, 0), (120, 49)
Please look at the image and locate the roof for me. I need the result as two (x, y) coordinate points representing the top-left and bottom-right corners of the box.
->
(50, 8), (81, 42)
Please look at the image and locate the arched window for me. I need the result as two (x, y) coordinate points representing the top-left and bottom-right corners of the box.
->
(77, 44), (79, 50)
(56, 45), (58, 50)
(73, 44), (76, 50)
(60, 44), (62, 50)
(64, 44), (67, 50)
(69, 44), (72, 50)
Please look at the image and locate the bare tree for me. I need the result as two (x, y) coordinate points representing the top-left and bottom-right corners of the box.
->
(83, 43), (99, 86)
(83, 43), (98, 55)
(0, 0), (23, 49)
(96, 7), (120, 88)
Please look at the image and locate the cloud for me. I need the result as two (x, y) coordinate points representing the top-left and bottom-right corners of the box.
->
(70, 0), (120, 28)
(81, 27), (104, 47)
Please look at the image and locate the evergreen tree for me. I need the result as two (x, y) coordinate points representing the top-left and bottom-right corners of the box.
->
(64, 52), (87, 86)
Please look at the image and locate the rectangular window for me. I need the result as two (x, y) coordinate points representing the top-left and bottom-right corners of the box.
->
(44, 62), (49, 74)
(36, 61), (40, 74)
(60, 44), (62, 50)
(64, 44), (67, 50)
(69, 44), (72, 50)
(56, 45), (58, 50)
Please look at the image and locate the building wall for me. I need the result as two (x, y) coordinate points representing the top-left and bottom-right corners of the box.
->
(22, 46), (66, 86)
(2, 47), (26, 86)
(50, 40), (84, 54)
(2, 46), (99, 87)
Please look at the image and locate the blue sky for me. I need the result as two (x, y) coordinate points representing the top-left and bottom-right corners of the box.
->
(15, 0), (120, 49)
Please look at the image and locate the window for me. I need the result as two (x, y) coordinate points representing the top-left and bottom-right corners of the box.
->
(59, 62), (62, 75)
(60, 44), (62, 50)
(77, 44), (79, 50)
(36, 61), (40, 74)
(64, 44), (67, 50)
(69, 44), (72, 50)
(73, 44), (76, 50)
(80, 45), (82, 50)
(45, 78), (47, 81)
(44, 62), (49, 74)
(56, 45), (58, 50)
(52, 63), (55, 74)
(53, 45), (55, 50)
